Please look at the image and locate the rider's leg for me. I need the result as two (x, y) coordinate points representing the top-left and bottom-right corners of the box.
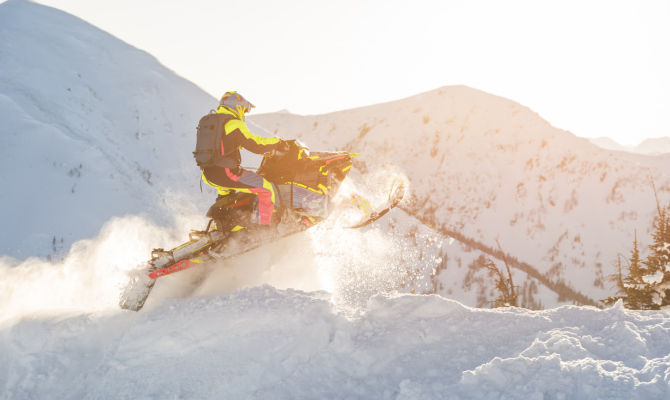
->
(201, 167), (277, 225)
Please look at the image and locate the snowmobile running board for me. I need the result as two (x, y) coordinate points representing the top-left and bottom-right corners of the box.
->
(147, 197), (402, 281)
(147, 180), (405, 281)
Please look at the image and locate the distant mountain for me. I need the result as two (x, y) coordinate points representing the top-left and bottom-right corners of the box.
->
(590, 136), (670, 155)
(589, 137), (631, 152)
(635, 137), (670, 155)
(251, 86), (670, 307)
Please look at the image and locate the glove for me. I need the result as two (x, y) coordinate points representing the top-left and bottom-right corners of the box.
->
(273, 139), (292, 157)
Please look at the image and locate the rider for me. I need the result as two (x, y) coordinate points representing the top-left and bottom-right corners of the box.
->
(200, 91), (288, 225)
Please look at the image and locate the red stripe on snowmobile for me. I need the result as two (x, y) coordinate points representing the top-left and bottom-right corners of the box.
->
(149, 252), (206, 279)
(224, 197), (252, 209)
(324, 155), (347, 165)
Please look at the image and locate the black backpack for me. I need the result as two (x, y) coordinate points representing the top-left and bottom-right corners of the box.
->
(193, 111), (234, 168)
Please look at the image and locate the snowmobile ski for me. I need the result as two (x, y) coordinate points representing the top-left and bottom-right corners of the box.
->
(348, 179), (405, 229)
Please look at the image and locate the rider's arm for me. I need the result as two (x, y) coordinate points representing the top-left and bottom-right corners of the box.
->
(225, 119), (282, 154)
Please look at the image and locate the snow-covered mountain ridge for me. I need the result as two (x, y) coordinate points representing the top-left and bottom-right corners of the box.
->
(251, 87), (670, 306)
(0, 0), (217, 257)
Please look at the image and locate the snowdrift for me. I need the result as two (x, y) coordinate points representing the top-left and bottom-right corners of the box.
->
(2, 286), (669, 399)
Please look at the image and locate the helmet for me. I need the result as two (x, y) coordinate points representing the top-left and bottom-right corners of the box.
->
(219, 91), (255, 115)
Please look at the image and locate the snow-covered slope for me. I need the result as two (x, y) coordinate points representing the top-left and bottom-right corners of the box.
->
(0, 0), (220, 258)
(2, 287), (669, 399)
(251, 87), (670, 306)
(367, 208), (552, 309)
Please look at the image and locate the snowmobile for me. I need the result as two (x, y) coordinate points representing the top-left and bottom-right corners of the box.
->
(119, 140), (404, 311)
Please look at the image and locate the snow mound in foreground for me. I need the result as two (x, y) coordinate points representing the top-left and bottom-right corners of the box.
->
(2, 286), (669, 399)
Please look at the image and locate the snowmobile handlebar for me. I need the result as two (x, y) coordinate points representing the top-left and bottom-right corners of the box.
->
(266, 139), (308, 159)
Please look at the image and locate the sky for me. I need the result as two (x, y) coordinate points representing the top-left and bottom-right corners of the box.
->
(21, 0), (670, 145)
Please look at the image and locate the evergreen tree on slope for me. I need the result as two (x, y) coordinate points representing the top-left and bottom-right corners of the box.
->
(643, 206), (670, 308)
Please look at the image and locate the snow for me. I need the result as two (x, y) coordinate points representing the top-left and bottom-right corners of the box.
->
(643, 271), (664, 285)
(2, 288), (670, 399)
(3, 1), (670, 398)
(2, 208), (670, 398)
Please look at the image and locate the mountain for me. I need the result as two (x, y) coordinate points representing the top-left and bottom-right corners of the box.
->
(0, 0), (274, 258)
(635, 136), (670, 155)
(250, 86), (670, 306)
(589, 137), (631, 152)
(590, 136), (670, 155)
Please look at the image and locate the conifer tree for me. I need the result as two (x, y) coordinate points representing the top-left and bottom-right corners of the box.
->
(643, 205), (670, 308)
(602, 206), (670, 310)
(622, 231), (654, 309)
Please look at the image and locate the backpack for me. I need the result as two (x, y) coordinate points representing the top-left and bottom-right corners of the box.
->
(193, 112), (234, 168)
